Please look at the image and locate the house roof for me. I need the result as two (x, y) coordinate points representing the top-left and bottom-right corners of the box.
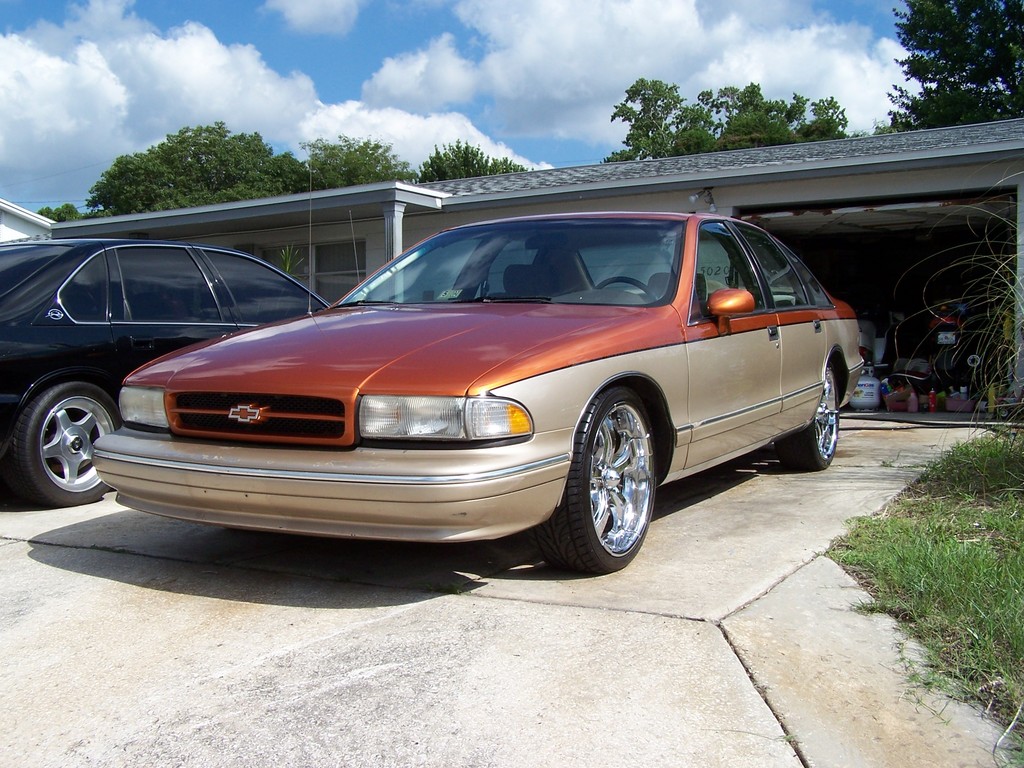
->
(1, 198), (54, 227)
(419, 118), (1024, 201)
(53, 117), (1024, 241)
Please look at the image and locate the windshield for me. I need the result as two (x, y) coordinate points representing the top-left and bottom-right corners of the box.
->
(343, 218), (685, 307)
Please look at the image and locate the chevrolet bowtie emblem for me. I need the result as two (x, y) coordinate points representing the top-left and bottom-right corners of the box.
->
(228, 404), (264, 424)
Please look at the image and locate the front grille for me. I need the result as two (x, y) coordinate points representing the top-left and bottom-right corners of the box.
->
(171, 392), (347, 444)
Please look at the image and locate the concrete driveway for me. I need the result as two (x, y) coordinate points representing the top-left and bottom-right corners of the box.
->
(0, 419), (1007, 767)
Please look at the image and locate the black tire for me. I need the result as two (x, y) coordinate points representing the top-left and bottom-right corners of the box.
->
(534, 386), (656, 574)
(775, 364), (839, 471)
(0, 382), (120, 507)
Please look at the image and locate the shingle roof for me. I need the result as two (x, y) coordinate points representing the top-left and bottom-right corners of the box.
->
(418, 118), (1024, 198)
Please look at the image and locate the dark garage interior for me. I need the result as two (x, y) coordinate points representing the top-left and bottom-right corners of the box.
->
(746, 194), (1018, 394)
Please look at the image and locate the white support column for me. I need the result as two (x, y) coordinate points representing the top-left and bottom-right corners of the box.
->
(382, 201), (407, 261)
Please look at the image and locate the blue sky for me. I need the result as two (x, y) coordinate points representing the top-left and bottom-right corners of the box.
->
(0, 0), (909, 212)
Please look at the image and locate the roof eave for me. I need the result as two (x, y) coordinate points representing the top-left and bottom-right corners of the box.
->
(438, 143), (1024, 211)
(53, 181), (448, 236)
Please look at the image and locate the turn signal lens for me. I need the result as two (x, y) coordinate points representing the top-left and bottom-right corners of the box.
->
(465, 399), (533, 438)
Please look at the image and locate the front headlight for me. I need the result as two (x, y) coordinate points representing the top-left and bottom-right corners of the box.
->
(119, 386), (169, 428)
(359, 395), (533, 441)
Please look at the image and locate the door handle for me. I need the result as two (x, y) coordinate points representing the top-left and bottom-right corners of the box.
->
(130, 336), (155, 351)
(813, 319), (822, 333)
(767, 326), (780, 341)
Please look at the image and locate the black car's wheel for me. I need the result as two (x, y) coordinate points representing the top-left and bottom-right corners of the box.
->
(535, 386), (656, 574)
(775, 364), (839, 471)
(1, 383), (120, 507)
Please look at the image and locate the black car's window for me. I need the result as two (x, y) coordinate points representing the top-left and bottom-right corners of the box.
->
(0, 243), (72, 304)
(202, 249), (315, 324)
(735, 224), (809, 309)
(115, 247), (221, 323)
(692, 222), (765, 321)
(59, 254), (107, 322)
(345, 219), (683, 307)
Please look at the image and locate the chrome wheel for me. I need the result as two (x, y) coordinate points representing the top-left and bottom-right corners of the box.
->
(534, 387), (657, 574)
(813, 368), (839, 462)
(776, 363), (841, 472)
(38, 394), (114, 493)
(589, 402), (654, 556)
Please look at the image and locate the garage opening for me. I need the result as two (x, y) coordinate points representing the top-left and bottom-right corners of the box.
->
(743, 194), (1019, 397)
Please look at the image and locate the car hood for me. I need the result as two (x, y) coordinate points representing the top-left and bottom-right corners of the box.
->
(126, 303), (684, 397)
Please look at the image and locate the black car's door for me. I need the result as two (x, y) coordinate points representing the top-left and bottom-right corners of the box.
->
(32, 249), (117, 385)
(107, 244), (238, 381)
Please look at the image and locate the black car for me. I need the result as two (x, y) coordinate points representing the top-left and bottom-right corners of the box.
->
(0, 239), (327, 507)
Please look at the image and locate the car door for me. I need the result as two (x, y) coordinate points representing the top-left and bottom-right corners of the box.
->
(684, 220), (783, 470)
(30, 248), (118, 389)
(108, 244), (238, 381)
(733, 222), (828, 430)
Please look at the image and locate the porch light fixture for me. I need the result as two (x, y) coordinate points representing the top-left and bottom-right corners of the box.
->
(688, 188), (717, 212)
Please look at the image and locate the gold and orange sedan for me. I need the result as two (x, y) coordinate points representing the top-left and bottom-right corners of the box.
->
(94, 213), (862, 574)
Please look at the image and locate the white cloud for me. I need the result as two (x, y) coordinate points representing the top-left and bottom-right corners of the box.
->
(300, 101), (542, 169)
(361, 0), (907, 151)
(1, 0), (910, 208)
(362, 33), (478, 112)
(0, 33), (132, 204)
(686, 17), (905, 131)
(0, 1), (322, 205)
(262, 0), (366, 36)
(101, 21), (319, 140)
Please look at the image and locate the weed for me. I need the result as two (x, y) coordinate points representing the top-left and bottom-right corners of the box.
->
(832, 433), (1024, 762)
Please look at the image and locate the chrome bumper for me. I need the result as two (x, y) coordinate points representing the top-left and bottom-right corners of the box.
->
(94, 429), (571, 542)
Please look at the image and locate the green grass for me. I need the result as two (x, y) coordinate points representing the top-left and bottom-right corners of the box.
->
(831, 432), (1024, 759)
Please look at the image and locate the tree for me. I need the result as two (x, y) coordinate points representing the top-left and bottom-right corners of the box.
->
(36, 203), (82, 222)
(303, 136), (416, 189)
(890, 0), (1024, 130)
(605, 78), (689, 161)
(605, 79), (849, 162)
(417, 141), (528, 182)
(707, 85), (811, 150)
(87, 123), (307, 215)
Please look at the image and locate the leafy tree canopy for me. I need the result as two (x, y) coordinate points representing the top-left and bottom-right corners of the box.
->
(605, 79), (850, 162)
(37, 203), (82, 222)
(417, 140), (528, 182)
(85, 127), (425, 216)
(87, 122), (307, 215)
(890, 0), (1024, 129)
(303, 136), (416, 189)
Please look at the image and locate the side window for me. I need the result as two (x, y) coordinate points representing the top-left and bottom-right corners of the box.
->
(787, 249), (833, 308)
(203, 249), (315, 324)
(59, 254), (107, 322)
(736, 224), (809, 309)
(116, 247), (221, 323)
(692, 222), (765, 320)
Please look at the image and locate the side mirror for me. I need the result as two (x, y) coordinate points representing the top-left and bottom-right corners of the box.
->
(707, 288), (756, 335)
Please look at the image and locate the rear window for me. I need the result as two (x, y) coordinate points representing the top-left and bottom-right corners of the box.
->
(0, 243), (73, 301)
